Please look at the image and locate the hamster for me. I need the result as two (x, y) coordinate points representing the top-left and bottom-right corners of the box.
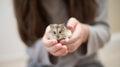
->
(48, 24), (72, 42)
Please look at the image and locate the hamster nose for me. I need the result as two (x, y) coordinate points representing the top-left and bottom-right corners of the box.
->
(57, 36), (59, 38)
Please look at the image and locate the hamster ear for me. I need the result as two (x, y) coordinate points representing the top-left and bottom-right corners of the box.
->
(49, 24), (54, 29)
(61, 23), (65, 26)
(59, 23), (65, 27)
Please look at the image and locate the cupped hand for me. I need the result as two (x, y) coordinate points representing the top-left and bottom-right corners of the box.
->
(60, 17), (89, 53)
(42, 26), (68, 56)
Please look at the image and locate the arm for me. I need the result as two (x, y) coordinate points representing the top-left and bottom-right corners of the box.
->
(27, 39), (51, 66)
(61, 0), (110, 55)
(77, 0), (111, 55)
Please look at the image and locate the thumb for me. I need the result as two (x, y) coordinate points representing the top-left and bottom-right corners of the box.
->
(43, 25), (51, 38)
(67, 17), (79, 31)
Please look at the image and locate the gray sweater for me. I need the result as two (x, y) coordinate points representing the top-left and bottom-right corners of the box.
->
(27, 0), (110, 67)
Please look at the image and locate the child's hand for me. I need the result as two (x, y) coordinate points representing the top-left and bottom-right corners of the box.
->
(60, 17), (89, 53)
(42, 26), (68, 56)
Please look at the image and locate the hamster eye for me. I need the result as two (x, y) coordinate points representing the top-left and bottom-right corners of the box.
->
(59, 31), (62, 33)
(53, 31), (56, 34)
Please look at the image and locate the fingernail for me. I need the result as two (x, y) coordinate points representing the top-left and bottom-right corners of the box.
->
(62, 45), (67, 49)
(53, 40), (58, 43)
(56, 44), (62, 49)
(60, 40), (66, 44)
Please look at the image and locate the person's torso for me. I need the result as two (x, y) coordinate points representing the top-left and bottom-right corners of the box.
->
(41, 0), (69, 24)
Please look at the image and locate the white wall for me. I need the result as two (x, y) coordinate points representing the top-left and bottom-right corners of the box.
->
(0, 0), (27, 62)
(109, 0), (120, 32)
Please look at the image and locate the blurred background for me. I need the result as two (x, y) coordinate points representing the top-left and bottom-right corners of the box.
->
(0, 0), (120, 67)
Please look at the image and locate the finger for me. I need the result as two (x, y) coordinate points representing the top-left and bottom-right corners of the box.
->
(67, 23), (82, 44)
(60, 39), (67, 45)
(47, 43), (63, 54)
(59, 17), (81, 45)
(43, 26), (51, 38)
(42, 36), (57, 47)
(67, 17), (79, 31)
(53, 45), (68, 56)
(67, 38), (82, 53)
